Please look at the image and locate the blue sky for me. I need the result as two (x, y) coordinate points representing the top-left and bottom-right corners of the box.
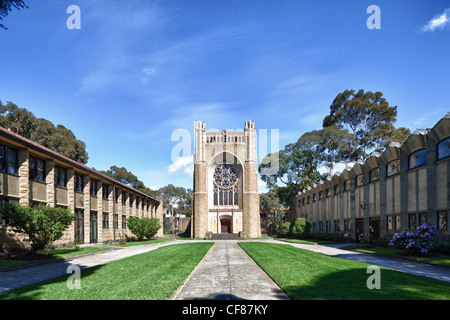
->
(0, 0), (449, 192)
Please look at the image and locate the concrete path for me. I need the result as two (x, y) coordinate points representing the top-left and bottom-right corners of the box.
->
(172, 241), (290, 300)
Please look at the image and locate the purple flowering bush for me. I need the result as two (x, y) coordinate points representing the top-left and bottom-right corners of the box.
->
(389, 223), (437, 255)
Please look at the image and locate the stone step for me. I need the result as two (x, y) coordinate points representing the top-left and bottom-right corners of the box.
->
(211, 233), (242, 240)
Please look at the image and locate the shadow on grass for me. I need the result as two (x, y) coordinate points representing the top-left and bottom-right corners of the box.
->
(1, 242), (215, 300)
(0, 263), (105, 300)
(279, 265), (450, 300)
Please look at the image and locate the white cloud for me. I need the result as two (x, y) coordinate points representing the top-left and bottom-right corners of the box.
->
(422, 9), (450, 32)
(258, 178), (269, 193)
(168, 155), (194, 176)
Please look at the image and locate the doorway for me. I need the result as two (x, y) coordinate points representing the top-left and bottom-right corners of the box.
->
(355, 218), (364, 243)
(369, 217), (380, 239)
(220, 218), (232, 233)
(90, 211), (98, 243)
(75, 209), (84, 244)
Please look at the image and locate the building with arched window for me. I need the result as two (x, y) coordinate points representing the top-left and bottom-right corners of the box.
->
(295, 113), (450, 241)
(192, 121), (261, 239)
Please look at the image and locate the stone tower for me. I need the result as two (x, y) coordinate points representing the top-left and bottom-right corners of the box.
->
(192, 120), (261, 238)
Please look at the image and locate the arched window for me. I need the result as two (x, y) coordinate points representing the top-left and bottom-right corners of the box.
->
(386, 159), (400, 176)
(409, 149), (427, 169)
(437, 137), (450, 160)
(213, 164), (239, 206)
(369, 168), (380, 182)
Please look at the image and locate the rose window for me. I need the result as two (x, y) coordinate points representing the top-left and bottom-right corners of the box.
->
(213, 164), (239, 206)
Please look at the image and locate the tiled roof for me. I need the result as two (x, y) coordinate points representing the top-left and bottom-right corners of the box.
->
(0, 126), (160, 203)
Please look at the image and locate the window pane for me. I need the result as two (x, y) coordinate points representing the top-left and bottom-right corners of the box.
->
(356, 175), (364, 187)
(418, 213), (427, 225)
(0, 145), (4, 172)
(7, 148), (17, 175)
(387, 216), (393, 231)
(369, 168), (380, 182)
(37, 159), (45, 181)
(55, 166), (60, 185)
(62, 168), (67, 187)
(395, 215), (401, 231)
(29, 156), (36, 180)
(409, 149), (427, 169)
(437, 137), (450, 160)
(438, 211), (448, 230)
(387, 159), (400, 176)
(408, 214), (416, 230)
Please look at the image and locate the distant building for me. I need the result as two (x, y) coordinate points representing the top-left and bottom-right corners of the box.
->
(295, 113), (450, 241)
(0, 126), (163, 252)
(192, 121), (261, 238)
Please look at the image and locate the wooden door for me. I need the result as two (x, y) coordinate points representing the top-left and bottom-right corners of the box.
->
(90, 212), (98, 243)
(355, 218), (364, 242)
(75, 210), (84, 243)
(220, 218), (231, 233)
(369, 218), (380, 239)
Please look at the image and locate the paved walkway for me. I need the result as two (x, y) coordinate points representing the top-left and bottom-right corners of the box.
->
(1, 238), (449, 297)
(172, 241), (290, 300)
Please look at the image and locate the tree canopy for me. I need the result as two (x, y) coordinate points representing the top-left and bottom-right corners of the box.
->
(100, 165), (160, 198)
(259, 145), (324, 208)
(159, 184), (192, 217)
(0, 101), (89, 164)
(323, 89), (410, 161)
(0, 0), (27, 29)
(259, 89), (411, 209)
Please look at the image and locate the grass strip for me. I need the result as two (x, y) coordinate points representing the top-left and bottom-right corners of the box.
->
(0, 247), (110, 270)
(276, 238), (337, 245)
(344, 245), (450, 267)
(104, 237), (174, 247)
(238, 242), (450, 300)
(0, 242), (213, 300)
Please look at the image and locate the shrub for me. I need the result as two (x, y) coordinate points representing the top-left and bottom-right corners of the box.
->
(358, 233), (372, 246)
(372, 238), (390, 247)
(278, 222), (290, 237)
(430, 242), (450, 254)
(71, 237), (82, 251)
(389, 223), (437, 255)
(289, 218), (311, 239)
(0, 202), (76, 254)
(127, 217), (161, 241)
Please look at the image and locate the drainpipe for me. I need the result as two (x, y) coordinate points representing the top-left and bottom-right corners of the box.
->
(113, 185), (116, 242)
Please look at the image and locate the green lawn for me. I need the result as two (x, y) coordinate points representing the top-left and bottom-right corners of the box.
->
(0, 242), (213, 300)
(276, 238), (337, 245)
(239, 242), (450, 300)
(0, 247), (110, 270)
(344, 245), (450, 268)
(103, 237), (174, 247)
